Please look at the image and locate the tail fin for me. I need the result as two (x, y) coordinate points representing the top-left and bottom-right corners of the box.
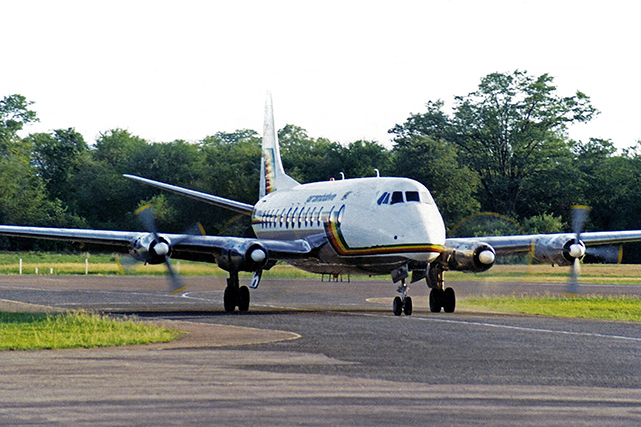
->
(259, 93), (300, 198)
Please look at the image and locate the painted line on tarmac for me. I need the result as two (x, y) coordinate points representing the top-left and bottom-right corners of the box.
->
(355, 312), (641, 343)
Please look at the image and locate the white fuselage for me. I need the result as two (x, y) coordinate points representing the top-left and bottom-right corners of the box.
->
(251, 177), (446, 275)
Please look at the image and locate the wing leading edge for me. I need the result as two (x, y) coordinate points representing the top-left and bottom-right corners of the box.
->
(448, 230), (641, 257)
(0, 225), (324, 264)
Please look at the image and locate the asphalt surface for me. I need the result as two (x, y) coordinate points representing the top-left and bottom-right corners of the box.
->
(1, 274), (641, 426)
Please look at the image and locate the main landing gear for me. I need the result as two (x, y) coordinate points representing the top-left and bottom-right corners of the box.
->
(426, 263), (456, 313)
(391, 263), (457, 315)
(223, 271), (250, 313)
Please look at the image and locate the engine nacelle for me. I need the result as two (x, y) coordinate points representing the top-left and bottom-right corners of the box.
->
(130, 233), (172, 265)
(533, 235), (585, 266)
(217, 241), (268, 272)
(444, 241), (496, 273)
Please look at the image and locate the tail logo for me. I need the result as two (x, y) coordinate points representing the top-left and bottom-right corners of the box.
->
(263, 148), (276, 194)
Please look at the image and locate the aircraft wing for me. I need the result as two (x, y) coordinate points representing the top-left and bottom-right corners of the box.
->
(0, 225), (324, 266)
(448, 230), (641, 257)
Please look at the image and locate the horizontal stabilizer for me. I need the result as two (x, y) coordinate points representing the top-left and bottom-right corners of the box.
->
(123, 174), (254, 215)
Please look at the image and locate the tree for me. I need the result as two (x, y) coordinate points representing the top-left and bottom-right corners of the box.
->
(392, 136), (480, 229)
(339, 140), (391, 179)
(390, 70), (598, 218)
(278, 125), (344, 183)
(0, 94), (38, 149)
(29, 128), (88, 199)
(94, 129), (150, 173)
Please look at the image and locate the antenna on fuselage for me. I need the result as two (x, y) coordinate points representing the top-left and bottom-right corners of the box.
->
(374, 168), (380, 178)
(340, 172), (345, 180)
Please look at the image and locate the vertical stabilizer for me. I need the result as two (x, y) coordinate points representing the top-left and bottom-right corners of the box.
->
(260, 93), (300, 198)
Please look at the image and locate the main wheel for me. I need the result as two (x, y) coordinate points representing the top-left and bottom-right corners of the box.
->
(223, 287), (237, 313)
(393, 296), (403, 316)
(237, 286), (250, 312)
(429, 288), (443, 313)
(443, 287), (456, 313)
(403, 296), (413, 316)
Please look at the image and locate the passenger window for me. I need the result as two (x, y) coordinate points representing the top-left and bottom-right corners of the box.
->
(405, 191), (420, 202)
(287, 208), (294, 228)
(317, 207), (323, 225)
(306, 207), (312, 226)
(390, 191), (404, 205)
(309, 207), (316, 226)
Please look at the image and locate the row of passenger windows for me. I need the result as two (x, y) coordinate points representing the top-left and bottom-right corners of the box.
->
(377, 191), (421, 205)
(255, 206), (330, 229)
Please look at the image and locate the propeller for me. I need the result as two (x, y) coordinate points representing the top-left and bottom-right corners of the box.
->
(565, 205), (625, 295)
(566, 205), (590, 295)
(134, 204), (204, 294)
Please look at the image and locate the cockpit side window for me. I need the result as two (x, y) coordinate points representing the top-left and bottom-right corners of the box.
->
(390, 191), (404, 205)
(405, 191), (420, 202)
(377, 192), (390, 205)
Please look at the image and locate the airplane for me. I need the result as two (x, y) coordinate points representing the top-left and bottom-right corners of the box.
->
(2, 94), (641, 315)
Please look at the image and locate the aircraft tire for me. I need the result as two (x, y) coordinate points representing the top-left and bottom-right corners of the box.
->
(429, 288), (443, 313)
(393, 296), (403, 316)
(223, 287), (237, 313)
(238, 286), (250, 312)
(443, 287), (456, 313)
(403, 296), (413, 316)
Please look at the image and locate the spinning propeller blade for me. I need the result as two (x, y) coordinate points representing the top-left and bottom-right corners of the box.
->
(134, 204), (205, 295)
(566, 205), (590, 295)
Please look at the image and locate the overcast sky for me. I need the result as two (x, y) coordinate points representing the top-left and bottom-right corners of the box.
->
(3, 0), (639, 149)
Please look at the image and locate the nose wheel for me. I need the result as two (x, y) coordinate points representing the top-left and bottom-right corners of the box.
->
(393, 280), (413, 316)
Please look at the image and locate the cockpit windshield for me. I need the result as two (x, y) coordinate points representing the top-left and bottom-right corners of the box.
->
(376, 190), (435, 205)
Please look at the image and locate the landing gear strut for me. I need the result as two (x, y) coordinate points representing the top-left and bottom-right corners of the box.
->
(223, 271), (250, 313)
(393, 279), (413, 316)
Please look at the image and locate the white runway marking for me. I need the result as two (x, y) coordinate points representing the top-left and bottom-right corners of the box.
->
(357, 312), (641, 343)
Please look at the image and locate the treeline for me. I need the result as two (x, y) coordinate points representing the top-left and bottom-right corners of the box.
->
(2, 70), (641, 260)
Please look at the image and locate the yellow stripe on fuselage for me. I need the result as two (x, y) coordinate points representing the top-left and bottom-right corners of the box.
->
(324, 214), (442, 257)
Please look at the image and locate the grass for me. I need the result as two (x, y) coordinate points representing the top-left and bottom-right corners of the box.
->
(0, 311), (181, 351)
(446, 264), (641, 285)
(459, 295), (641, 322)
(5, 252), (641, 284)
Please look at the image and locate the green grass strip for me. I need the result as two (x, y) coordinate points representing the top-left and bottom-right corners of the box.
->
(459, 296), (641, 322)
(0, 311), (181, 351)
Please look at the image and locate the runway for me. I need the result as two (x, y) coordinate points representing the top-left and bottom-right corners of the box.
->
(1, 275), (641, 426)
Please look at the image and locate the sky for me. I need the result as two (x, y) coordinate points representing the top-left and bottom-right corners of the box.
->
(3, 0), (639, 150)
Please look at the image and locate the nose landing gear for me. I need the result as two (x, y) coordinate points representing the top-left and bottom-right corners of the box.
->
(393, 279), (413, 316)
